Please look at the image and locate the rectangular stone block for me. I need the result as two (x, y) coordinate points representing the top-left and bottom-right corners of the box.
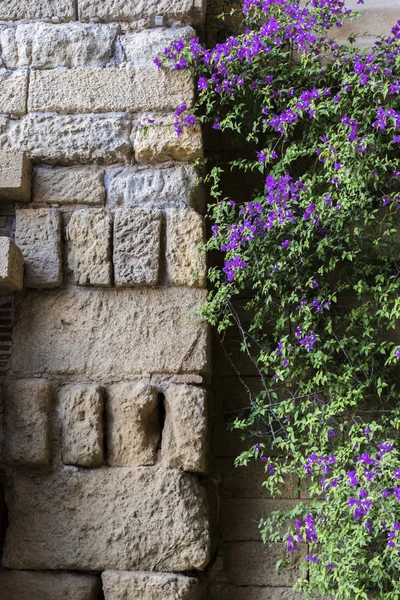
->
(67, 208), (112, 286)
(0, 238), (23, 293)
(79, 0), (206, 25)
(102, 571), (201, 600)
(60, 384), (104, 468)
(0, 73), (28, 116)
(163, 383), (207, 473)
(134, 114), (203, 163)
(3, 379), (52, 466)
(0, 151), (31, 202)
(0, 114), (132, 165)
(107, 382), (159, 467)
(121, 27), (195, 66)
(11, 288), (209, 377)
(3, 467), (211, 571)
(0, 23), (117, 69)
(113, 207), (161, 286)
(165, 208), (206, 288)
(33, 166), (105, 205)
(15, 208), (62, 289)
(0, 570), (101, 600)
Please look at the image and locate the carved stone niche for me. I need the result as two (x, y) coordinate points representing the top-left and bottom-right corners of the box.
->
(0, 151), (31, 203)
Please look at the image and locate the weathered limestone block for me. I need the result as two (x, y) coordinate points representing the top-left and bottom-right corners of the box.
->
(11, 288), (209, 377)
(0, 570), (101, 600)
(0, 23), (117, 69)
(79, 0), (206, 25)
(0, 238), (23, 293)
(60, 384), (104, 468)
(102, 571), (201, 600)
(0, 114), (131, 164)
(0, 73), (28, 116)
(3, 467), (211, 571)
(113, 207), (161, 286)
(107, 382), (159, 466)
(133, 68), (195, 112)
(135, 114), (203, 163)
(0, 151), (31, 202)
(163, 384), (207, 473)
(67, 208), (112, 286)
(3, 379), (52, 466)
(105, 165), (203, 212)
(121, 27), (195, 66)
(0, 0), (75, 20)
(165, 208), (206, 287)
(15, 208), (62, 289)
(34, 166), (105, 205)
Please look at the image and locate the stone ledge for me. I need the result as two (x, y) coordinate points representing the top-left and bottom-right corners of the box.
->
(0, 151), (31, 203)
(0, 238), (24, 293)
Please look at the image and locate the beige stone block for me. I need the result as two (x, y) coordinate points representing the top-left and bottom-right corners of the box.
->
(134, 114), (203, 163)
(3, 467), (211, 571)
(212, 583), (305, 600)
(107, 382), (159, 467)
(11, 288), (209, 378)
(0, 23), (117, 69)
(34, 166), (105, 205)
(133, 67), (195, 112)
(0, 151), (31, 202)
(3, 379), (52, 466)
(113, 207), (161, 286)
(165, 208), (206, 287)
(60, 384), (104, 468)
(79, 0), (206, 25)
(163, 383), (207, 473)
(121, 27), (196, 66)
(15, 208), (62, 289)
(102, 571), (201, 600)
(0, 73), (27, 116)
(67, 208), (112, 286)
(0, 570), (101, 600)
(0, 238), (23, 293)
(0, 114), (132, 165)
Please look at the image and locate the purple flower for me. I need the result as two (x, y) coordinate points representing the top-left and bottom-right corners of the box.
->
(197, 76), (209, 90)
(328, 429), (336, 438)
(281, 240), (291, 249)
(327, 563), (334, 570)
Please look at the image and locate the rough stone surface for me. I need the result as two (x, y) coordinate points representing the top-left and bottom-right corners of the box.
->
(113, 207), (161, 286)
(135, 114), (203, 163)
(0, 570), (101, 600)
(60, 384), (104, 468)
(0, 151), (31, 202)
(133, 68), (195, 112)
(121, 27), (196, 65)
(79, 0), (206, 25)
(0, 237), (23, 292)
(0, 73), (28, 116)
(11, 288), (209, 377)
(0, 114), (132, 165)
(165, 208), (206, 287)
(0, 23), (118, 69)
(107, 382), (159, 466)
(33, 166), (105, 206)
(15, 208), (62, 289)
(102, 571), (201, 600)
(67, 208), (112, 286)
(163, 384), (207, 473)
(105, 165), (204, 212)
(213, 584), (305, 600)
(3, 379), (52, 466)
(3, 467), (211, 571)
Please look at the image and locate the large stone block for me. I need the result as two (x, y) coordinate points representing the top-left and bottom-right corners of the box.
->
(0, 73), (28, 116)
(15, 208), (62, 289)
(33, 166), (105, 205)
(163, 384), (207, 473)
(0, 570), (101, 600)
(0, 114), (132, 165)
(0, 238), (23, 293)
(3, 467), (211, 571)
(79, 0), (206, 25)
(60, 384), (104, 468)
(3, 379), (52, 466)
(113, 207), (161, 286)
(165, 208), (206, 287)
(121, 27), (196, 66)
(102, 571), (201, 600)
(135, 114), (203, 163)
(107, 382), (159, 467)
(67, 208), (112, 286)
(0, 23), (117, 69)
(11, 288), (209, 377)
(0, 151), (31, 203)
